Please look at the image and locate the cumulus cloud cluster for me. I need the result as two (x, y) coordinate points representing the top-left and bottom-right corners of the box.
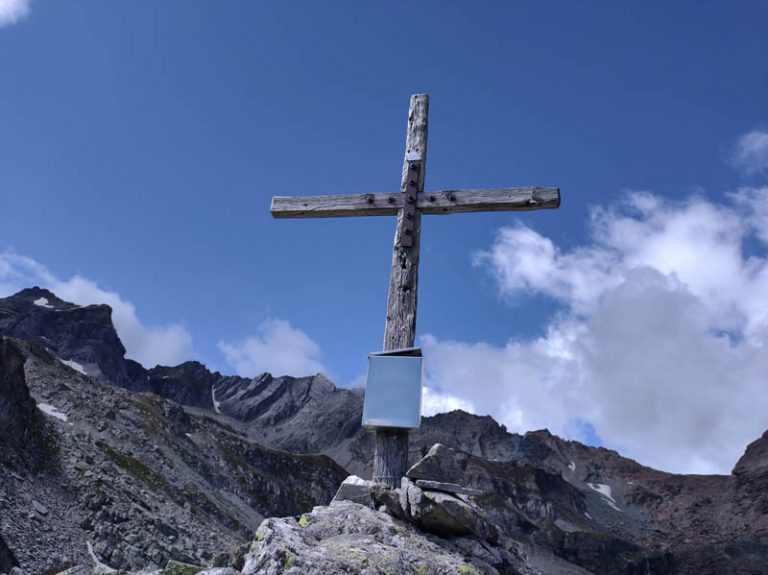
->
(0, 0), (30, 27)
(0, 252), (193, 367)
(218, 318), (326, 378)
(422, 186), (768, 474)
(421, 385), (474, 417)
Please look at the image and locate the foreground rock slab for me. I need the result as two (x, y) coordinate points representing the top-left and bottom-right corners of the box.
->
(241, 501), (537, 575)
(330, 475), (374, 508)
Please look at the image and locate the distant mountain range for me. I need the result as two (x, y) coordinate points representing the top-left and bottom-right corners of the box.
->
(1, 287), (766, 574)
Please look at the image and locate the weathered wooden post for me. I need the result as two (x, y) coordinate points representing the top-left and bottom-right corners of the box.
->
(270, 93), (560, 488)
(372, 94), (429, 485)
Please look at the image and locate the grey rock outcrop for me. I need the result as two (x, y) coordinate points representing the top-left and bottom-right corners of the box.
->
(241, 501), (537, 575)
(732, 428), (768, 489)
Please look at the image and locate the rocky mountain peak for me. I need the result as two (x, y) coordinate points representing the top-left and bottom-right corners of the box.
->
(732, 429), (768, 484)
(428, 409), (506, 429)
(145, 361), (218, 409)
(14, 285), (60, 301)
(6, 286), (97, 314)
(0, 288), (130, 386)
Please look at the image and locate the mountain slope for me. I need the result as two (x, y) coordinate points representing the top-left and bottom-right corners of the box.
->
(0, 336), (347, 573)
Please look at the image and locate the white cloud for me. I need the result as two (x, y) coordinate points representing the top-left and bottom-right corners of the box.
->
(52, 276), (193, 368)
(218, 318), (326, 378)
(421, 385), (475, 417)
(0, 252), (193, 368)
(426, 187), (768, 474)
(730, 130), (768, 177)
(0, 0), (30, 27)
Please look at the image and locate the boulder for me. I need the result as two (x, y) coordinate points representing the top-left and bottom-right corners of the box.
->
(370, 483), (405, 519)
(401, 479), (498, 542)
(330, 475), (374, 508)
(415, 479), (483, 497)
(421, 491), (499, 543)
(31, 500), (48, 516)
(406, 443), (466, 484)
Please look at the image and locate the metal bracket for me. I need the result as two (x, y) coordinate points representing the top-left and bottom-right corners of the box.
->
(398, 161), (421, 247)
(406, 150), (423, 162)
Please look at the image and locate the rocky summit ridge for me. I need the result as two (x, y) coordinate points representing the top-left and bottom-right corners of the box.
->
(1, 287), (767, 574)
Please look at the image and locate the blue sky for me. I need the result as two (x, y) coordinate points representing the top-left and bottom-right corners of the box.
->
(2, 1), (768, 473)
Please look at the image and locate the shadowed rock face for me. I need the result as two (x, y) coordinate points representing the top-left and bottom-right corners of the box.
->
(0, 287), (132, 386)
(0, 533), (17, 573)
(0, 337), (36, 453)
(145, 361), (218, 409)
(0, 336), (53, 470)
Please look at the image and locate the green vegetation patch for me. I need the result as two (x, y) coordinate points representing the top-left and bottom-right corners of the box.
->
(162, 560), (201, 575)
(128, 396), (166, 435)
(96, 440), (167, 489)
(282, 544), (297, 569)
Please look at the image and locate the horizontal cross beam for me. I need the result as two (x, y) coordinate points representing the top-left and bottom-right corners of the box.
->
(271, 187), (560, 219)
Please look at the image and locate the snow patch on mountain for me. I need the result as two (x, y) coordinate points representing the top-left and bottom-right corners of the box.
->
(60, 359), (87, 375)
(37, 403), (68, 422)
(587, 482), (614, 501)
(588, 482), (622, 512)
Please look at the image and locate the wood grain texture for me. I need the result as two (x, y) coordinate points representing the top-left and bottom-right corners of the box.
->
(270, 187), (560, 218)
(372, 428), (409, 487)
(384, 93), (428, 351)
(373, 94), (429, 487)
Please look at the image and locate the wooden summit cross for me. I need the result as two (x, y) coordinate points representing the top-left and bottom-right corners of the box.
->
(271, 94), (560, 487)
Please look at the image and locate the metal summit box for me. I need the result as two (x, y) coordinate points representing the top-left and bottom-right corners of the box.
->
(362, 347), (423, 430)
